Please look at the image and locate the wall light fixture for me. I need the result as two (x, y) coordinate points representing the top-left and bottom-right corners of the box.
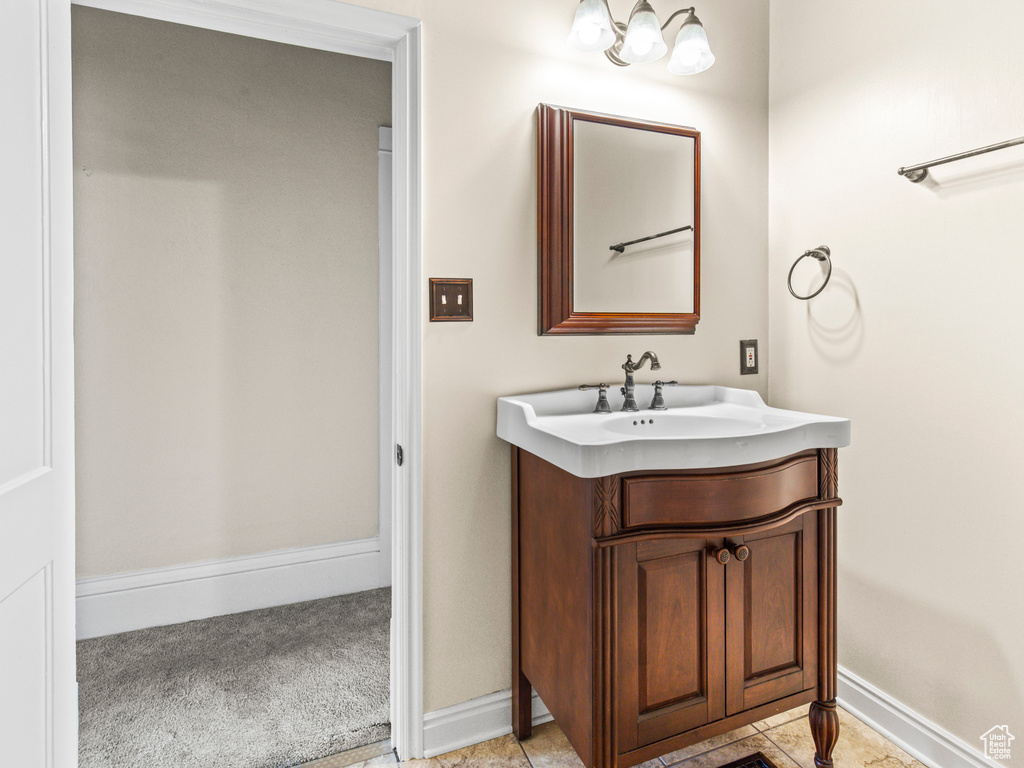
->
(567, 0), (715, 75)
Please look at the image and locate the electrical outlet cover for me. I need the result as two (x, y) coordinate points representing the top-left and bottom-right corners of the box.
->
(740, 339), (759, 374)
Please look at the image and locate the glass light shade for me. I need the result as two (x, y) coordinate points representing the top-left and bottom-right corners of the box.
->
(619, 9), (667, 63)
(567, 0), (615, 53)
(667, 16), (715, 75)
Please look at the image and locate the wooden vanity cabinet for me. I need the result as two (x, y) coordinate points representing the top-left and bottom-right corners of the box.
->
(511, 448), (841, 768)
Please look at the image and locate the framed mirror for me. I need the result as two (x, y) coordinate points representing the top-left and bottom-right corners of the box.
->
(538, 104), (700, 335)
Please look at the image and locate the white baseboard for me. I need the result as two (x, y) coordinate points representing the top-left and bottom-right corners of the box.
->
(423, 688), (552, 758)
(76, 537), (386, 640)
(838, 666), (1001, 768)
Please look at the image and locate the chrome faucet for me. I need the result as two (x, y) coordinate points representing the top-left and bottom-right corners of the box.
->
(620, 351), (661, 412)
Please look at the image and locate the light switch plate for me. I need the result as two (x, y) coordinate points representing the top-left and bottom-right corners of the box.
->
(740, 339), (759, 375)
(429, 278), (473, 322)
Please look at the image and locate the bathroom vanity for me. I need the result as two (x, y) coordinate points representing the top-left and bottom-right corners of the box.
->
(498, 385), (850, 768)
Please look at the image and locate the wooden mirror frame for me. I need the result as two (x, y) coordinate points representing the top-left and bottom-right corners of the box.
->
(538, 104), (701, 335)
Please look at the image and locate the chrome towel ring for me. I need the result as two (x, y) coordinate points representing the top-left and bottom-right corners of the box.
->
(787, 245), (832, 300)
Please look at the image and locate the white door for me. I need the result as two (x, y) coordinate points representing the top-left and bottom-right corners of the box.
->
(0, 0), (78, 766)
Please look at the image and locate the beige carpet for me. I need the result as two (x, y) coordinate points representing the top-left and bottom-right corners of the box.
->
(77, 587), (390, 768)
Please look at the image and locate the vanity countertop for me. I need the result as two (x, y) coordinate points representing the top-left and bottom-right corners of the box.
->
(497, 385), (850, 478)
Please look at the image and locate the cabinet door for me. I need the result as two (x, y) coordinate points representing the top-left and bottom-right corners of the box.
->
(615, 538), (726, 752)
(725, 515), (818, 714)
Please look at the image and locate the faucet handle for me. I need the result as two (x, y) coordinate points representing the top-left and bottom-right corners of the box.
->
(579, 383), (612, 414)
(650, 380), (678, 411)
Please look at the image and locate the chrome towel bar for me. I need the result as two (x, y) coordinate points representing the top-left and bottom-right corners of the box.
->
(898, 135), (1024, 182)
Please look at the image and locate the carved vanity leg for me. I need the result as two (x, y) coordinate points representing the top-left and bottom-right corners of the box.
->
(813, 450), (840, 767)
(809, 699), (840, 767)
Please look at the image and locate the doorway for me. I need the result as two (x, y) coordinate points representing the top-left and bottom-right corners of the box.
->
(69, 0), (423, 761)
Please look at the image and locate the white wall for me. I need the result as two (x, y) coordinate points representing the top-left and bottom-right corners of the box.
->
(72, 8), (391, 576)
(769, 0), (1024, 755)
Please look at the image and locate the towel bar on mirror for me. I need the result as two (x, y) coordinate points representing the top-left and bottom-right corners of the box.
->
(609, 224), (693, 254)
(787, 245), (832, 300)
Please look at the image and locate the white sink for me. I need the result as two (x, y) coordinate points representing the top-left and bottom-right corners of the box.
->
(496, 385), (850, 478)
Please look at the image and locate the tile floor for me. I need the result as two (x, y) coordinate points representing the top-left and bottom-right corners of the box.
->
(344, 706), (928, 768)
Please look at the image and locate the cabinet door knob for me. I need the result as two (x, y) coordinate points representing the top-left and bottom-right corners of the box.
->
(711, 547), (731, 565)
(731, 544), (750, 561)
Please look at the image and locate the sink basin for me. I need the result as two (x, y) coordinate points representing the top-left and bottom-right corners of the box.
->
(497, 385), (850, 478)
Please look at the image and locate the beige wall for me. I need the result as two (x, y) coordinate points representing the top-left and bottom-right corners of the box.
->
(70, 0), (1023, 739)
(376, 0), (770, 711)
(76, 0), (773, 715)
(72, 8), (391, 576)
(769, 0), (1024, 752)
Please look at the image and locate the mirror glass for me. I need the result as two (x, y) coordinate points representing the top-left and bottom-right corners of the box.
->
(537, 104), (700, 335)
(573, 120), (695, 314)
